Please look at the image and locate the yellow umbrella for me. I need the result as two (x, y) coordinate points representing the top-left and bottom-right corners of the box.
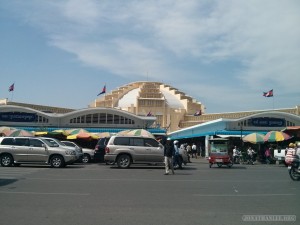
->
(66, 129), (99, 140)
(49, 129), (68, 136)
(33, 131), (48, 136)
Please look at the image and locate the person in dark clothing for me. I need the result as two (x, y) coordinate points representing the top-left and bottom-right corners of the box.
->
(163, 138), (175, 175)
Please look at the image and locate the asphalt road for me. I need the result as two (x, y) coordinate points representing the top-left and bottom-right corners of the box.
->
(0, 159), (299, 225)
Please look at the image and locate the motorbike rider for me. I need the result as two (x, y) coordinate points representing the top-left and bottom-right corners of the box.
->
(285, 143), (296, 165)
(296, 142), (300, 170)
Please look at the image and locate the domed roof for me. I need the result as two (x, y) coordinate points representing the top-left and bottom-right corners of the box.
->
(117, 87), (185, 109)
(92, 81), (202, 113)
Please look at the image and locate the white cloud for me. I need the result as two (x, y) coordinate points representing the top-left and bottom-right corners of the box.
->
(3, 0), (300, 111)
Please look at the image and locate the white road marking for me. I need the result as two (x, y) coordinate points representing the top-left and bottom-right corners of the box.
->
(194, 194), (295, 197)
(0, 191), (90, 196)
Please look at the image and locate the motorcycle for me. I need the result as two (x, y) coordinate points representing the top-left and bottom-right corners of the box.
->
(287, 155), (300, 181)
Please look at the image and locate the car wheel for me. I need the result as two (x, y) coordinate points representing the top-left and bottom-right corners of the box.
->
(82, 154), (91, 163)
(217, 163), (223, 168)
(50, 155), (65, 168)
(1, 154), (13, 167)
(117, 154), (131, 168)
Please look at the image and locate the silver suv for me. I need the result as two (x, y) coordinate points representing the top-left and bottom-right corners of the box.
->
(104, 135), (164, 168)
(0, 137), (78, 168)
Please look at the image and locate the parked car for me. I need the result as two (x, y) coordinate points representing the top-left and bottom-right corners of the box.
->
(274, 148), (288, 165)
(94, 137), (110, 162)
(104, 135), (164, 168)
(41, 137), (83, 162)
(61, 141), (94, 163)
(0, 137), (78, 168)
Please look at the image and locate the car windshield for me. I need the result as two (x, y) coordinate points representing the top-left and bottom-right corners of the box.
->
(62, 141), (74, 147)
(44, 138), (63, 147)
(42, 139), (58, 147)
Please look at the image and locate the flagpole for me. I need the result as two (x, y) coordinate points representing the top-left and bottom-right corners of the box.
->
(271, 89), (274, 109)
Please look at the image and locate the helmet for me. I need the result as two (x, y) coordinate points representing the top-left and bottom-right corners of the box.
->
(167, 137), (171, 140)
(174, 140), (179, 144)
(289, 143), (295, 148)
(297, 142), (300, 147)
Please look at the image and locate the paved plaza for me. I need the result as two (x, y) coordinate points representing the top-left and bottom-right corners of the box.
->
(0, 158), (299, 225)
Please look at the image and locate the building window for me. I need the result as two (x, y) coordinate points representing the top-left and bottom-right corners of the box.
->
(107, 114), (113, 124)
(99, 113), (106, 124)
(92, 114), (98, 123)
(81, 116), (85, 123)
(86, 114), (92, 123)
(120, 116), (125, 124)
(114, 115), (120, 124)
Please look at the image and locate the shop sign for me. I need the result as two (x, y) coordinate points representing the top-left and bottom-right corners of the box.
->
(251, 117), (285, 127)
(0, 112), (37, 122)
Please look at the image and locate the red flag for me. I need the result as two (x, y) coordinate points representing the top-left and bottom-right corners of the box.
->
(97, 85), (106, 96)
(263, 89), (273, 97)
(8, 83), (14, 92)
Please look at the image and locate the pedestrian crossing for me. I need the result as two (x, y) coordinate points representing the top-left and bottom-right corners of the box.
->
(0, 166), (47, 179)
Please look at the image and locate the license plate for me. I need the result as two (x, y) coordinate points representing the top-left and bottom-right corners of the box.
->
(216, 159), (223, 162)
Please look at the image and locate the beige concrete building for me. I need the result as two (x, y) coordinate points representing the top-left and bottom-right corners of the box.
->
(1, 81), (299, 134)
(90, 81), (300, 133)
(90, 81), (204, 132)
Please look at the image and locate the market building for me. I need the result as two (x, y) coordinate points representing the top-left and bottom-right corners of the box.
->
(1, 81), (299, 140)
(0, 105), (164, 135)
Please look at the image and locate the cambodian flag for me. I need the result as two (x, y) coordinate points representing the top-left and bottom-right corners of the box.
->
(97, 85), (106, 96)
(263, 89), (273, 97)
(8, 83), (14, 92)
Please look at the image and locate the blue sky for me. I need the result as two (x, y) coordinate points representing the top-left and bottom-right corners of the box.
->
(0, 0), (299, 113)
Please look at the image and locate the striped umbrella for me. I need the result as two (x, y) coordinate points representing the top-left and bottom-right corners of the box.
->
(264, 131), (291, 142)
(0, 126), (16, 136)
(66, 129), (99, 140)
(242, 133), (265, 144)
(7, 129), (34, 137)
(117, 129), (154, 138)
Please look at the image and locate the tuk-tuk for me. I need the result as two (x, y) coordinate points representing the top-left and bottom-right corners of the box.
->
(208, 138), (233, 168)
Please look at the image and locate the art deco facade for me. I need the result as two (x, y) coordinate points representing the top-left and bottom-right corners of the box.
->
(90, 81), (300, 133)
(90, 81), (204, 132)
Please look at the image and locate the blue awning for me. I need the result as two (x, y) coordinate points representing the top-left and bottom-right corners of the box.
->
(11, 126), (166, 135)
(169, 130), (268, 140)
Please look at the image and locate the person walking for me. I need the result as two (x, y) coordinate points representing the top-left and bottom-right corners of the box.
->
(163, 138), (175, 175)
(173, 140), (182, 169)
(247, 147), (256, 165)
(192, 143), (197, 159)
(265, 147), (271, 164)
